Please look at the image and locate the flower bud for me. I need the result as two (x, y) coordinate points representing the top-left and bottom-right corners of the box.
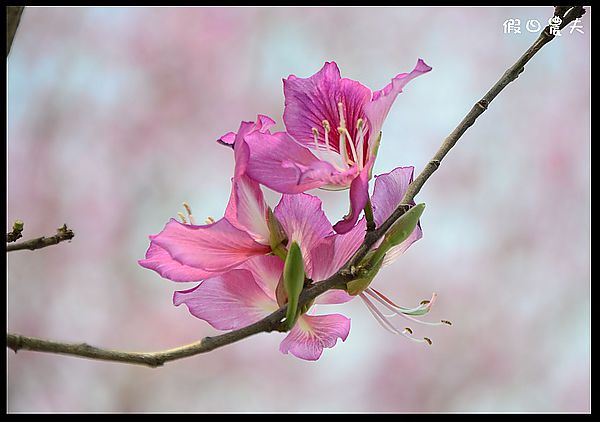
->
(282, 241), (305, 330)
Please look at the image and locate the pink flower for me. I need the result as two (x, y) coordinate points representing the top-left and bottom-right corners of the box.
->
(166, 166), (439, 360)
(140, 117), (444, 359)
(235, 59), (431, 234)
(173, 254), (354, 361)
(139, 116), (278, 281)
(172, 191), (358, 361)
(141, 126), (357, 360)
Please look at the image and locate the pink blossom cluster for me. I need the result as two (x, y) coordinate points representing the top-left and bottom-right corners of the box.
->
(140, 59), (446, 360)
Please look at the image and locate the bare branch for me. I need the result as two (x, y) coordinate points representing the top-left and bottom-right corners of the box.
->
(7, 6), (24, 57)
(6, 224), (75, 252)
(6, 7), (585, 366)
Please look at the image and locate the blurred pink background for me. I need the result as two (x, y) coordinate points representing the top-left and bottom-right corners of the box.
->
(7, 6), (590, 412)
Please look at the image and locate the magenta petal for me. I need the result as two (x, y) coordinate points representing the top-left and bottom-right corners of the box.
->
(274, 193), (334, 277)
(217, 114), (276, 149)
(173, 269), (278, 330)
(225, 174), (270, 244)
(217, 131), (236, 147)
(151, 218), (270, 273)
(240, 255), (284, 301)
(233, 130), (252, 176)
(283, 62), (372, 152)
(314, 289), (355, 305)
(371, 166), (415, 226)
(332, 161), (372, 234)
(364, 59), (432, 142)
(371, 166), (423, 264)
(256, 114), (276, 131)
(311, 218), (366, 281)
(138, 241), (213, 282)
(244, 131), (332, 193)
(279, 313), (351, 361)
(233, 116), (277, 175)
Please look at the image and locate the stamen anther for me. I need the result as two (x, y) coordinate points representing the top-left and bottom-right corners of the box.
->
(205, 216), (215, 225)
(183, 202), (196, 225)
(423, 337), (432, 345)
(441, 320), (452, 326)
(311, 127), (320, 150)
(403, 327), (413, 335)
(177, 212), (188, 224)
(321, 120), (331, 152)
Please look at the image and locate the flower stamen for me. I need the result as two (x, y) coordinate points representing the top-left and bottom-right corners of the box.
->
(370, 287), (435, 314)
(365, 288), (449, 327)
(338, 127), (359, 169)
(177, 212), (188, 224)
(356, 118), (365, 167)
(311, 127), (321, 151)
(183, 202), (196, 225)
(322, 120), (332, 152)
(359, 292), (431, 345)
(337, 103), (350, 168)
(310, 123), (346, 172)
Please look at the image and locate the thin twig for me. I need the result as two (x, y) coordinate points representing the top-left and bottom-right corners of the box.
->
(6, 224), (75, 252)
(7, 6), (24, 57)
(6, 6), (585, 367)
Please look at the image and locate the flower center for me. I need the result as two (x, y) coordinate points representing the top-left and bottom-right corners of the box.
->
(310, 102), (368, 172)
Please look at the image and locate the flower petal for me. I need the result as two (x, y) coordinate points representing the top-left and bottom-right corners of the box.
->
(314, 289), (355, 305)
(225, 174), (270, 244)
(217, 114), (276, 150)
(217, 131), (236, 147)
(240, 255), (284, 301)
(256, 114), (277, 131)
(173, 269), (278, 330)
(371, 166), (423, 265)
(332, 159), (373, 234)
(283, 62), (372, 153)
(311, 218), (366, 282)
(138, 240), (213, 282)
(244, 131), (339, 193)
(151, 218), (270, 273)
(364, 58), (432, 152)
(371, 166), (415, 226)
(274, 193), (334, 277)
(279, 313), (351, 361)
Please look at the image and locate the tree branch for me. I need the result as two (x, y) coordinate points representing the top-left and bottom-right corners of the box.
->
(6, 224), (75, 252)
(7, 6), (24, 57)
(6, 6), (585, 366)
